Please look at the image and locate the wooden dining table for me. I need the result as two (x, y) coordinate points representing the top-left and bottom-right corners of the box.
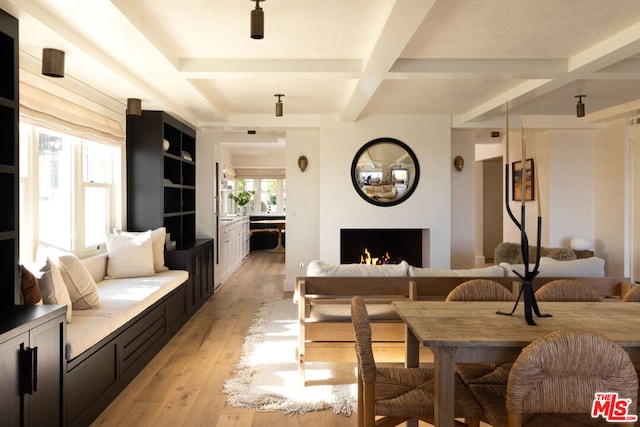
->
(391, 300), (640, 427)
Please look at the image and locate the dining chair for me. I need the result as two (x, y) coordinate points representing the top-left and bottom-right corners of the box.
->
(622, 285), (640, 302)
(469, 329), (638, 427)
(534, 279), (601, 302)
(446, 278), (515, 419)
(350, 296), (482, 427)
(445, 279), (515, 302)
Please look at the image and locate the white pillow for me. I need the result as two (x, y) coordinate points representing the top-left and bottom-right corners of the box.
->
(408, 265), (506, 277)
(38, 258), (72, 322)
(114, 227), (168, 273)
(56, 254), (100, 309)
(306, 260), (410, 277)
(106, 230), (155, 279)
(570, 237), (592, 251)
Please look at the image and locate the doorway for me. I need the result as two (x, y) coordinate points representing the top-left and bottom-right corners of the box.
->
(482, 157), (503, 263)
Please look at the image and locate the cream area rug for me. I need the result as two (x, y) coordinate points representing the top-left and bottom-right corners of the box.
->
(222, 299), (357, 415)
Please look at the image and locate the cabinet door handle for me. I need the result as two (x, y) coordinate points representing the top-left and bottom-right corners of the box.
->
(20, 345), (37, 395)
(32, 346), (38, 392)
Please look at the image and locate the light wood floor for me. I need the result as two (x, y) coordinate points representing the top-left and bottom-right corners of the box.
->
(91, 250), (357, 427)
(91, 252), (489, 427)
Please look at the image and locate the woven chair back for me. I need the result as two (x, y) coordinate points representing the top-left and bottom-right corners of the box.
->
(350, 296), (376, 383)
(507, 329), (638, 414)
(446, 279), (514, 301)
(623, 285), (640, 302)
(534, 279), (601, 302)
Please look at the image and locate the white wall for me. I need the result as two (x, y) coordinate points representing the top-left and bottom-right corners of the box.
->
(317, 115), (452, 269)
(451, 130), (476, 268)
(284, 130), (320, 291)
(595, 119), (628, 276)
(547, 130), (594, 247)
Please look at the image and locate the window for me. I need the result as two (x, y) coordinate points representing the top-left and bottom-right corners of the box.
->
(232, 178), (286, 214)
(19, 123), (122, 262)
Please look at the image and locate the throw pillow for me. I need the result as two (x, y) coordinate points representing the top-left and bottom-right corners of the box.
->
(20, 264), (43, 305)
(114, 227), (168, 273)
(57, 254), (100, 309)
(106, 230), (155, 279)
(39, 258), (72, 322)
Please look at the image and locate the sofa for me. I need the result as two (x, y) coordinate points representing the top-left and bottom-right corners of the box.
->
(295, 259), (631, 381)
(25, 228), (204, 427)
(361, 184), (397, 200)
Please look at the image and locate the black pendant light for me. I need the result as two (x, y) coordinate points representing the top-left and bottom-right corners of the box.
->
(275, 94), (284, 116)
(575, 95), (586, 118)
(251, 0), (264, 39)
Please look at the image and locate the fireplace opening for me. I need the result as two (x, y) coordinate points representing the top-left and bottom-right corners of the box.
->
(340, 228), (423, 267)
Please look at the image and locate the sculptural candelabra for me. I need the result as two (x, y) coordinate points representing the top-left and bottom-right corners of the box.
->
(496, 104), (551, 326)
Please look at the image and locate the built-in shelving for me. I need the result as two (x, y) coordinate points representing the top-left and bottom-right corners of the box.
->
(126, 111), (196, 249)
(0, 8), (19, 306)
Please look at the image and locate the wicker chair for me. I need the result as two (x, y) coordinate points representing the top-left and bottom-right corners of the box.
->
(445, 279), (515, 302)
(622, 285), (640, 302)
(350, 296), (482, 427)
(469, 330), (638, 427)
(534, 279), (601, 302)
(447, 279), (515, 421)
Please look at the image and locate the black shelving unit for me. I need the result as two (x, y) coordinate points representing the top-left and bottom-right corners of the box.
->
(0, 8), (19, 306)
(126, 111), (196, 249)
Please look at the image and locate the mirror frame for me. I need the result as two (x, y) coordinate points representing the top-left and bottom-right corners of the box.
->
(350, 137), (420, 207)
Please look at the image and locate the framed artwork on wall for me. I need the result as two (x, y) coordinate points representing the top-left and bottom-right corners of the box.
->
(512, 158), (535, 201)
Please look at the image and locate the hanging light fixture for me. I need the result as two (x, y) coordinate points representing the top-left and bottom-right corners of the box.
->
(42, 48), (65, 78)
(275, 93), (284, 117)
(126, 98), (142, 117)
(250, 0), (265, 39)
(575, 95), (586, 117)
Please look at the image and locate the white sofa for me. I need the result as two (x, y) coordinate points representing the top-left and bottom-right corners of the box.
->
(306, 257), (606, 278)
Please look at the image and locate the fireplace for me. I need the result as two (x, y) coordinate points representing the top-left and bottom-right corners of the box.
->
(340, 228), (426, 267)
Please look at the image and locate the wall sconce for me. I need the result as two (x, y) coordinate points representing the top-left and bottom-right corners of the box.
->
(298, 155), (308, 172)
(42, 48), (65, 78)
(575, 94), (586, 117)
(453, 155), (464, 172)
(275, 93), (284, 117)
(250, 0), (264, 39)
(126, 98), (142, 116)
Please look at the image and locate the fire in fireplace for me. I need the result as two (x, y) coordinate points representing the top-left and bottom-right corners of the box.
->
(340, 228), (423, 267)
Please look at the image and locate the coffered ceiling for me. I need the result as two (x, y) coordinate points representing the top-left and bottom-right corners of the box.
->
(5, 0), (640, 134)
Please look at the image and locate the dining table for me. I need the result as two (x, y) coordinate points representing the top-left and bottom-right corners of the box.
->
(251, 219), (286, 253)
(391, 300), (640, 427)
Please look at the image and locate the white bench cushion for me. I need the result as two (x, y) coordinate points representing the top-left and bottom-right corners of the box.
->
(66, 270), (188, 360)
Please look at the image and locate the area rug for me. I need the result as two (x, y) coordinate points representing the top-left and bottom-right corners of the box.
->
(222, 299), (357, 415)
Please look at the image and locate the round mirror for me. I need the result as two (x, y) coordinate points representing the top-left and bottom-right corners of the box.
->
(351, 137), (420, 206)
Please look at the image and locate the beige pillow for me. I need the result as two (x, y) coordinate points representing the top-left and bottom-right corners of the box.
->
(38, 258), (72, 322)
(57, 254), (100, 309)
(114, 227), (168, 273)
(106, 230), (155, 279)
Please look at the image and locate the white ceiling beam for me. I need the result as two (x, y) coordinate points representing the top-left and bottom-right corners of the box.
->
(14, 0), (206, 125)
(339, 0), (437, 122)
(459, 19), (640, 123)
(390, 58), (567, 77)
(179, 58), (362, 78)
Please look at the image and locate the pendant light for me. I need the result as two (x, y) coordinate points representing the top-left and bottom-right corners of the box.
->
(275, 94), (284, 116)
(126, 98), (142, 117)
(575, 95), (586, 118)
(42, 48), (65, 78)
(251, 0), (265, 39)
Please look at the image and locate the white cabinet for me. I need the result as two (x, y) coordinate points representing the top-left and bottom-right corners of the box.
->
(220, 217), (249, 282)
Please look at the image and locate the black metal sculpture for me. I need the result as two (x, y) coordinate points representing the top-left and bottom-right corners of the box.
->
(496, 104), (551, 325)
